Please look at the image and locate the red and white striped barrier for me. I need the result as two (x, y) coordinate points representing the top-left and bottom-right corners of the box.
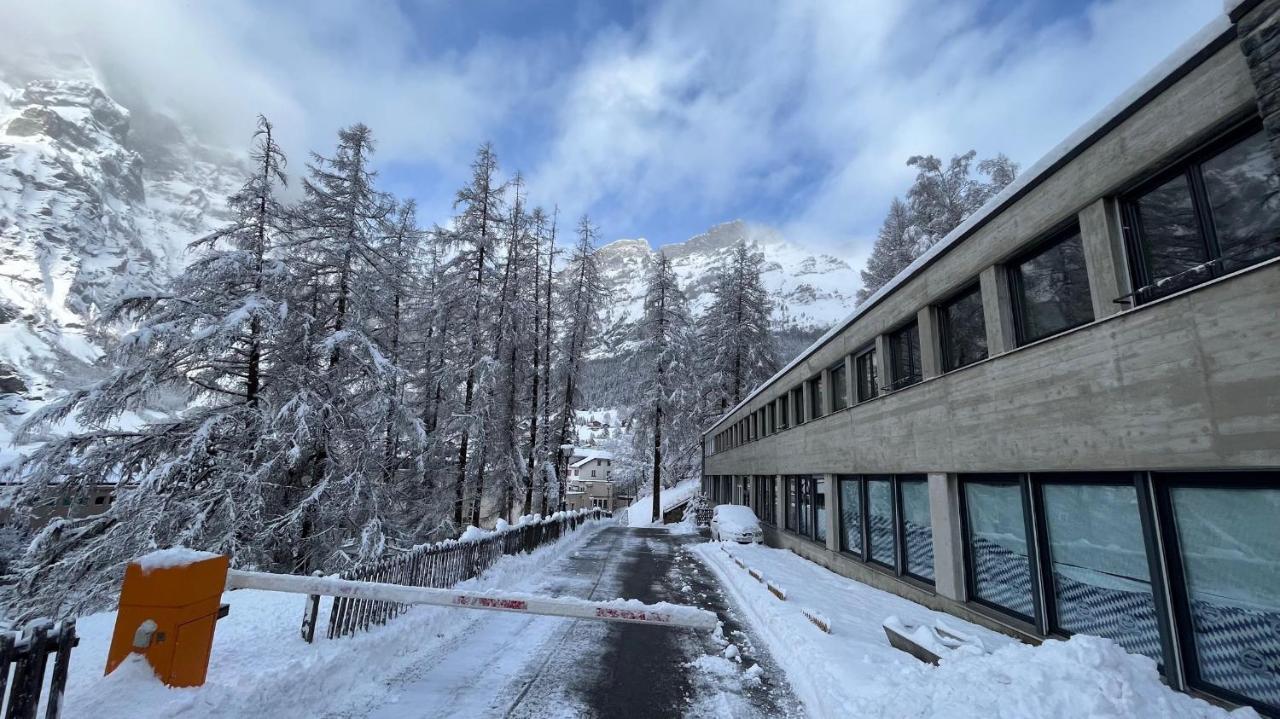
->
(225, 569), (719, 631)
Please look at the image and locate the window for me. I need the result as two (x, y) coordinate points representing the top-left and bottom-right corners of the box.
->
(899, 477), (934, 582)
(94, 496), (105, 505)
(790, 386), (805, 425)
(808, 376), (824, 420)
(838, 476), (863, 556)
(592, 497), (608, 510)
(815, 476), (828, 543)
(797, 477), (812, 537)
(855, 348), (879, 402)
(768, 403), (776, 435)
(777, 396), (789, 430)
(755, 475), (777, 525)
(785, 477), (798, 531)
(938, 284), (988, 371)
(867, 476), (896, 567)
(591, 470), (597, 477)
(1125, 126), (1280, 303)
(962, 476), (1036, 621)
(830, 361), (848, 411)
(1039, 478), (1161, 662)
(888, 321), (922, 391)
(1009, 226), (1094, 345)
(1160, 475), (1280, 712)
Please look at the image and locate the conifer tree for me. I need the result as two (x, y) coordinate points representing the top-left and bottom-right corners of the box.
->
(698, 240), (778, 414)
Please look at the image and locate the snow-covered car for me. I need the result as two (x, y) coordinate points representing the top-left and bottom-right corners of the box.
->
(710, 505), (763, 543)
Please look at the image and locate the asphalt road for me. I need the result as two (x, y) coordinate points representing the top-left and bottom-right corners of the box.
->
(358, 524), (803, 719)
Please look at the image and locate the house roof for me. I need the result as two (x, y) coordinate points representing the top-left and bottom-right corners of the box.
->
(568, 448), (614, 468)
(704, 13), (1234, 438)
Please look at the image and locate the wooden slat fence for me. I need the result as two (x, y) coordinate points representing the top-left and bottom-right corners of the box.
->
(318, 509), (610, 640)
(0, 620), (77, 719)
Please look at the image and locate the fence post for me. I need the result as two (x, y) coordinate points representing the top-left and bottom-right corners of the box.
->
(301, 571), (322, 644)
(44, 621), (76, 719)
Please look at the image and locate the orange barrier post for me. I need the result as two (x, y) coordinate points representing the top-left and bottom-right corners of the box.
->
(105, 553), (230, 687)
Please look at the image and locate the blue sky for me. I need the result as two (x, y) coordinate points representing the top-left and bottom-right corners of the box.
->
(14, 0), (1220, 262)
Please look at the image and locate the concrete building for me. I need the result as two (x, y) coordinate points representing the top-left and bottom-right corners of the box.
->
(702, 5), (1280, 715)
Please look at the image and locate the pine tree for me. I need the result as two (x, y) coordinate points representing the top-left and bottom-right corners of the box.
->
(551, 216), (604, 509)
(0, 116), (295, 618)
(856, 151), (1018, 304)
(629, 252), (698, 524)
(698, 240), (778, 414)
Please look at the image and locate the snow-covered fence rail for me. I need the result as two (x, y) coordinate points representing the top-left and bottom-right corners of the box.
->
(0, 619), (78, 719)
(227, 571), (718, 631)
(321, 509), (610, 640)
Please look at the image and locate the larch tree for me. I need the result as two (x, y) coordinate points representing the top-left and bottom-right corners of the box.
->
(698, 240), (778, 415)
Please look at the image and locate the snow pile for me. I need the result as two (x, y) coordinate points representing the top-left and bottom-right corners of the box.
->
(60, 521), (610, 719)
(135, 547), (221, 573)
(695, 542), (1250, 719)
(625, 476), (700, 526)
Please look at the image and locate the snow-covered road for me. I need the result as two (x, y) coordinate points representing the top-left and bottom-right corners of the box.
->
(349, 526), (802, 719)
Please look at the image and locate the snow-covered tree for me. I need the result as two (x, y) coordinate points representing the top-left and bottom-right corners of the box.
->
(0, 116), (298, 618)
(856, 151), (1018, 304)
(698, 240), (777, 414)
(628, 253), (699, 523)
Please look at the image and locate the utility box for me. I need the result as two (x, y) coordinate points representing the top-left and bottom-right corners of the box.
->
(105, 553), (230, 687)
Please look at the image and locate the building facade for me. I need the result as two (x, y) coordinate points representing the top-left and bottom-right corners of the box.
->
(703, 5), (1280, 715)
(564, 451), (632, 512)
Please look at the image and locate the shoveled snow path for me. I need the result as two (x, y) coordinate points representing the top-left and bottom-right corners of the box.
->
(353, 526), (803, 719)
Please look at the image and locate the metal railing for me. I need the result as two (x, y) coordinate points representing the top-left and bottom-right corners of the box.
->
(0, 620), (77, 719)
(311, 509), (610, 641)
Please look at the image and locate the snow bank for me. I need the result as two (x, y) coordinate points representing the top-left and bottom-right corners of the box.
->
(625, 476), (700, 526)
(695, 543), (1251, 719)
(134, 547), (221, 573)
(61, 517), (611, 719)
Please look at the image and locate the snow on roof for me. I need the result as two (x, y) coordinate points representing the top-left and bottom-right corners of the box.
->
(568, 448), (614, 467)
(705, 12), (1234, 437)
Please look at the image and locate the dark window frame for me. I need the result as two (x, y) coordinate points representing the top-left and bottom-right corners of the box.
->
(937, 282), (989, 372)
(1153, 470), (1280, 715)
(791, 386), (805, 425)
(837, 474), (866, 560)
(778, 395), (790, 430)
(958, 473), (1042, 627)
(854, 346), (879, 403)
(887, 320), (923, 391)
(807, 375), (824, 420)
(895, 474), (935, 585)
(1007, 222), (1094, 346)
(830, 359), (849, 412)
(1121, 118), (1279, 305)
(865, 475), (899, 571)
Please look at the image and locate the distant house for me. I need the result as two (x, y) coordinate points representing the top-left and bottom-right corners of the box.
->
(564, 449), (630, 513)
(0, 481), (119, 530)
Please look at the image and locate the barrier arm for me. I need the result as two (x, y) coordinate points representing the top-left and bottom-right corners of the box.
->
(224, 569), (719, 631)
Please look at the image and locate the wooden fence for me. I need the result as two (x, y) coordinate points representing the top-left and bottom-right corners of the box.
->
(0, 620), (77, 719)
(316, 509), (610, 641)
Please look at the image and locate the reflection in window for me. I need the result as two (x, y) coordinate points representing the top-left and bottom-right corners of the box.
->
(939, 285), (988, 371)
(1170, 485), (1280, 711)
(839, 476), (862, 555)
(868, 477), (896, 566)
(1131, 173), (1208, 298)
(797, 477), (812, 537)
(889, 322), (922, 390)
(785, 477), (798, 531)
(1011, 229), (1094, 344)
(900, 478), (934, 581)
(814, 476), (827, 543)
(964, 480), (1035, 619)
(808, 376), (824, 420)
(831, 362), (848, 411)
(1042, 483), (1161, 661)
(856, 349), (879, 402)
(1203, 131), (1280, 273)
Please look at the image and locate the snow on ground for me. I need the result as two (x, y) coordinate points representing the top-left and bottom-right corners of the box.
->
(59, 515), (612, 719)
(696, 542), (1256, 719)
(624, 476), (700, 526)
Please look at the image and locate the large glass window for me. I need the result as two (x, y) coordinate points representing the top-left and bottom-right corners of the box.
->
(868, 476), (897, 567)
(784, 476), (798, 531)
(797, 477), (812, 537)
(814, 477), (828, 544)
(777, 396), (789, 430)
(1040, 481), (1161, 661)
(900, 477), (934, 582)
(939, 284), (988, 371)
(1126, 127), (1280, 303)
(855, 348), (878, 402)
(888, 322), (922, 390)
(790, 386), (805, 425)
(838, 475), (862, 556)
(1010, 228), (1094, 345)
(963, 478), (1036, 620)
(830, 361), (848, 411)
(1166, 481), (1280, 712)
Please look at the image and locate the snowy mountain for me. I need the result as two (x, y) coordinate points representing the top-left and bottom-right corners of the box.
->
(0, 56), (244, 425)
(592, 220), (858, 359)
